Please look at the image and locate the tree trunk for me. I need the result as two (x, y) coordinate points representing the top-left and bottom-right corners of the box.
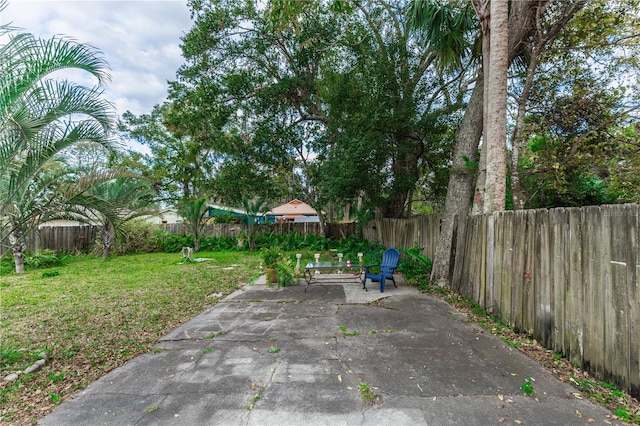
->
(194, 231), (201, 252)
(316, 208), (328, 237)
(471, 0), (490, 215)
(483, 0), (509, 214)
(432, 0), (542, 286)
(9, 222), (26, 274)
(430, 72), (484, 287)
(102, 220), (114, 260)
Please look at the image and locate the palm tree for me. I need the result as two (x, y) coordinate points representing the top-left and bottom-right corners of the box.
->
(0, 2), (116, 271)
(482, 0), (508, 214)
(407, 0), (483, 286)
(178, 197), (211, 252)
(2, 159), (70, 273)
(2, 165), (137, 272)
(66, 176), (156, 259)
(242, 197), (268, 251)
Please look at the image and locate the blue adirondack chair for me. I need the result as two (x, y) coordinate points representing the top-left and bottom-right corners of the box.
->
(363, 248), (400, 292)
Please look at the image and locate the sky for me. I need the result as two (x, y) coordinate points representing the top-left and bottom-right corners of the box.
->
(1, 0), (194, 151)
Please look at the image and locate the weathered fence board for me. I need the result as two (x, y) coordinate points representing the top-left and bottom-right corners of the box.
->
(567, 207), (584, 368)
(361, 216), (441, 259)
(550, 208), (566, 354)
(630, 205), (640, 397)
(0, 226), (100, 254)
(451, 204), (640, 397)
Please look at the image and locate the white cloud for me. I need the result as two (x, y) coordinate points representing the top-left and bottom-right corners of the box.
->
(1, 0), (193, 117)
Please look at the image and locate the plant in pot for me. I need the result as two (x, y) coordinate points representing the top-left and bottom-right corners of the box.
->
(274, 256), (295, 287)
(261, 247), (282, 284)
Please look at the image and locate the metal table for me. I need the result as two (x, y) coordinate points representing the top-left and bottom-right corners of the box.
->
(303, 261), (367, 292)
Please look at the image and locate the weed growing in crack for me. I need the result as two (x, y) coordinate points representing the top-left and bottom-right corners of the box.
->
(246, 381), (266, 410)
(358, 382), (377, 404)
(338, 324), (359, 337)
(521, 377), (535, 396)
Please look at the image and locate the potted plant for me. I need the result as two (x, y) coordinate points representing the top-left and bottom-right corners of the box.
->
(261, 247), (282, 284)
(274, 256), (295, 287)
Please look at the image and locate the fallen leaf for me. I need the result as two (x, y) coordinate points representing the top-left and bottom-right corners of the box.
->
(498, 394), (504, 401)
(576, 410), (582, 418)
(586, 419), (595, 424)
(498, 417), (505, 423)
(514, 420), (522, 425)
(337, 374), (342, 382)
(572, 392), (582, 399)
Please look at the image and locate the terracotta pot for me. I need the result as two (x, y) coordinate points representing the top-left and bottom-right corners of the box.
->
(265, 268), (277, 284)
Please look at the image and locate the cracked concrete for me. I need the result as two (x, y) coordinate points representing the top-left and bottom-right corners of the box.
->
(40, 276), (623, 425)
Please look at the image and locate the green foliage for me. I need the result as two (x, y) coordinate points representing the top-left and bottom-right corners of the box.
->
(334, 235), (383, 263)
(24, 250), (67, 270)
(97, 219), (161, 256)
(517, 0), (640, 209)
(398, 244), (433, 283)
(0, 21), (116, 273)
(0, 344), (24, 369)
(154, 231), (239, 253)
(521, 378), (535, 396)
(357, 382), (376, 403)
(253, 231), (335, 252)
(338, 324), (359, 337)
(258, 245), (295, 287)
(173, 0), (464, 219)
(275, 256), (295, 287)
(178, 197), (211, 252)
(261, 247), (282, 268)
(211, 212), (242, 224)
(199, 236), (238, 252)
(155, 232), (194, 253)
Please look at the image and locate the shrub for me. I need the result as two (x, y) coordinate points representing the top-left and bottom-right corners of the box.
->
(114, 220), (161, 255)
(24, 249), (67, 269)
(90, 220), (162, 256)
(156, 232), (193, 253)
(261, 247), (282, 268)
(200, 235), (239, 251)
(398, 243), (432, 283)
(335, 236), (384, 264)
(275, 256), (295, 287)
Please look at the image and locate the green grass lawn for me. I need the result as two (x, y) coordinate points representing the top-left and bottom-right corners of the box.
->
(0, 251), (262, 424)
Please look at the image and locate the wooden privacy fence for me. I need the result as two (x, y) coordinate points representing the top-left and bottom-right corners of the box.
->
(0, 226), (99, 255)
(358, 205), (640, 397)
(450, 204), (640, 397)
(361, 215), (441, 258)
(0, 222), (358, 255)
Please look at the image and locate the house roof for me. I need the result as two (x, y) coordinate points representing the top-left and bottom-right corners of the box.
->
(265, 199), (318, 217)
(207, 204), (247, 216)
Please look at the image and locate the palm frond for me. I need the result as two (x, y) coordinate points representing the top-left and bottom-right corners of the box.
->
(407, 0), (479, 72)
